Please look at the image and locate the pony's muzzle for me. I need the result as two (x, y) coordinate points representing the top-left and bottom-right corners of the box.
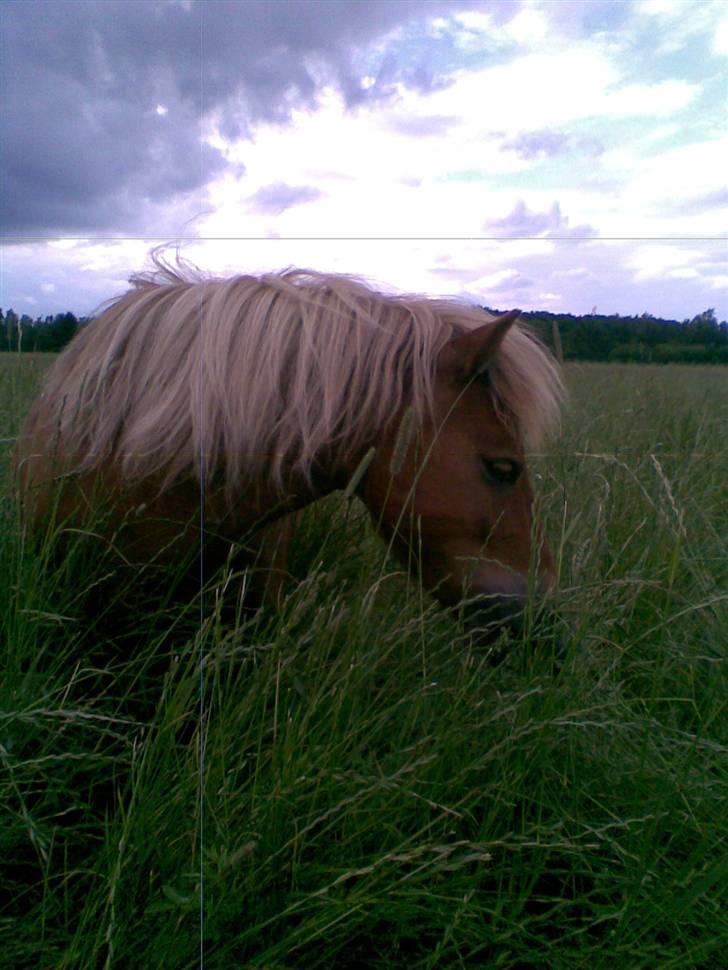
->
(464, 590), (527, 642)
(465, 566), (548, 631)
(463, 574), (564, 666)
(462, 571), (527, 638)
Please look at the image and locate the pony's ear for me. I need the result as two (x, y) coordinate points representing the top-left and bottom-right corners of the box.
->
(439, 309), (520, 382)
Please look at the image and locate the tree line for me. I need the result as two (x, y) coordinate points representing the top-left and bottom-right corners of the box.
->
(505, 308), (728, 364)
(1, 304), (726, 363)
(1, 308), (87, 353)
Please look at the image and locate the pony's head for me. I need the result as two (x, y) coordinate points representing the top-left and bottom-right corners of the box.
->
(361, 309), (561, 638)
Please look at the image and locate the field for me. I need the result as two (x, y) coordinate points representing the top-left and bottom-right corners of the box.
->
(1, 354), (727, 968)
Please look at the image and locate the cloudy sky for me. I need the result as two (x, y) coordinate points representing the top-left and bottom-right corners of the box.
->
(1, 0), (726, 320)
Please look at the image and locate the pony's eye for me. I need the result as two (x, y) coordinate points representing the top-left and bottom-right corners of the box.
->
(481, 458), (522, 486)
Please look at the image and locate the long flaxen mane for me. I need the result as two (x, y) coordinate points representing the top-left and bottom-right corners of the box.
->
(36, 258), (563, 500)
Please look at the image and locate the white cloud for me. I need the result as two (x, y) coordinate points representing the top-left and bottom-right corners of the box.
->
(641, 123), (680, 145)
(502, 7), (549, 46)
(49, 239), (83, 251)
(634, 0), (726, 53)
(669, 267), (700, 280)
(628, 244), (707, 281)
(449, 5), (551, 52)
(553, 267), (592, 280)
(469, 268), (521, 289)
(64, 16), (717, 316)
(598, 136), (728, 236)
(201, 27), (702, 243)
(636, 0), (688, 16)
(713, 17), (728, 55)
(394, 45), (697, 140)
(449, 10), (497, 50)
(601, 79), (695, 117)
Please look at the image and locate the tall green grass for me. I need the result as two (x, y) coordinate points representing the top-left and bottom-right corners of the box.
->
(2, 357), (726, 968)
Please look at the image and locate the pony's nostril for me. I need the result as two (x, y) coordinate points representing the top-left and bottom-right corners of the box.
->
(465, 595), (566, 669)
(465, 592), (527, 644)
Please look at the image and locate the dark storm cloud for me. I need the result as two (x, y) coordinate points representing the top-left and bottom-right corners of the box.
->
(486, 201), (598, 239)
(0, 0), (486, 237)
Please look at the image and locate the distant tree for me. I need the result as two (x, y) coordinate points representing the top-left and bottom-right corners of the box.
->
(692, 309), (716, 324)
(682, 309), (722, 347)
(18, 314), (34, 352)
(4, 309), (19, 351)
(47, 312), (79, 351)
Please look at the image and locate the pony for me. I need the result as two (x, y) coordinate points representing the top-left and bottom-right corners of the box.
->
(15, 260), (563, 636)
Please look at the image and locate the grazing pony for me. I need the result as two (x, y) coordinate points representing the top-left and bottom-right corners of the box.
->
(16, 262), (563, 633)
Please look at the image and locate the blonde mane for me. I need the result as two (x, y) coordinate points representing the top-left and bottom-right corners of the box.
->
(37, 260), (563, 498)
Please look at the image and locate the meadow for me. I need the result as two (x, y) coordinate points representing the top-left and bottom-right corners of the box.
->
(1, 354), (726, 968)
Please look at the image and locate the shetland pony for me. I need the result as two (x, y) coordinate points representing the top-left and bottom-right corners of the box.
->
(16, 261), (563, 634)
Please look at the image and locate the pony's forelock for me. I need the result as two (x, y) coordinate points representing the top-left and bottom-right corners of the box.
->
(38, 260), (563, 500)
(488, 322), (564, 451)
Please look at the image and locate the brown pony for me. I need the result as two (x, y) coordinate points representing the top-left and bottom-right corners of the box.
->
(15, 260), (563, 634)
